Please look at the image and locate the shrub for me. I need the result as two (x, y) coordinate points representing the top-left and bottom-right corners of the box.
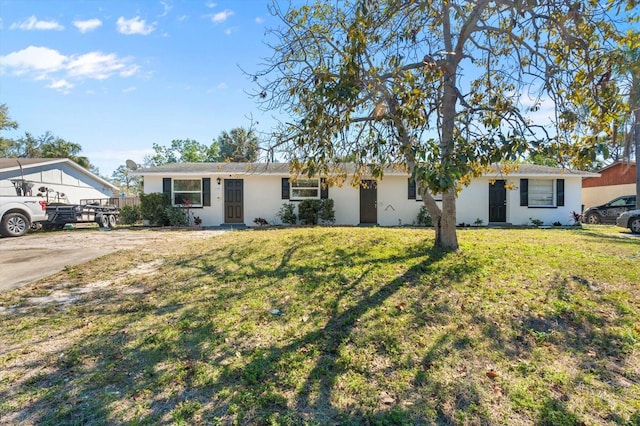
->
(254, 217), (268, 226)
(139, 192), (170, 226)
(278, 203), (297, 225)
(164, 206), (189, 226)
(319, 199), (336, 224)
(119, 205), (141, 225)
(416, 206), (433, 227)
(139, 192), (188, 226)
(530, 218), (544, 227)
(298, 199), (323, 225)
(296, 199), (336, 225)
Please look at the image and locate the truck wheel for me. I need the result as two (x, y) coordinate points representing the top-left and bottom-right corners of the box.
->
(108, 214), (117, 228)
(0, 212), (30, 237)
(100, 215), (109, 228)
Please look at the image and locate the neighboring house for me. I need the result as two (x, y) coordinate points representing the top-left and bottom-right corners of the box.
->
(582, 161), (637, 209)
(0, 158), (118, 204)
(136, 162), (597, 227)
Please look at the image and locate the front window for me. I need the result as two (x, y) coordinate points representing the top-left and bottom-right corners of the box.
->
(173, 179), (202, 206)
(291, 179), (320, 200)
(528, 179), (553, 206)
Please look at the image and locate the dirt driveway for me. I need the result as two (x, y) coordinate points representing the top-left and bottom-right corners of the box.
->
(0, 228), (226, 291)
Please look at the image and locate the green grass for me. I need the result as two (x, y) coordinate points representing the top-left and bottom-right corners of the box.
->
(0, 227), (639, 425)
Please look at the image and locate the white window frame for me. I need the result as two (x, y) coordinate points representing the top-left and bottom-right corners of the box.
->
(416, 192), (443, 202)
(291, 178), (320, 200)
(528, 179), (554, 207)
(173, 179), (202, 207)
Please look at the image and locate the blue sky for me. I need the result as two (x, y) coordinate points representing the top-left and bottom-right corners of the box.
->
(0, 0), (281, 176)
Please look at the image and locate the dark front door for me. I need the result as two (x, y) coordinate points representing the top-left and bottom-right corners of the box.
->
(360, 180), (377, 224)
(489, 180), (506, 222)
(224, 179), (244, 223)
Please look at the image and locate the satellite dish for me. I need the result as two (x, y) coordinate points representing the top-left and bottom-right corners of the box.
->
(125, 159), (139, 170)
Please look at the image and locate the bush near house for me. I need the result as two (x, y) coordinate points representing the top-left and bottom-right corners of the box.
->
(277, 203), (297, 225)
(139, 192), (187, 226)
(416, 205), (433, 227)
(298, 199), (336, 225)
(318, 198), (336, 224)
(119, 205), (141, 225)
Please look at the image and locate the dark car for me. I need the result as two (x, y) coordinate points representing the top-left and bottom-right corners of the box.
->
(583, 195), (637, 224)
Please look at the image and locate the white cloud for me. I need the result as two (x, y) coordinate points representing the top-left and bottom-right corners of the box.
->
(48, 79), (74, 92)
(224, 28), (233, 35)
(255, 17), (264, 24)
(123, 86), (137, 93)
(73, 18), (102, 33)
(211, 9), (233, 24)
(0, 46), (66, 73)
(205, 1), (217, 8)
(120, 65), (139, 78)
(216, 82), (228, 89)
(116, 16), (155, 35)
(67, 52), (128, 80)
(10, 15), (64, 31)
(159, 0), (172, 17)
(1, 46), (140, 92)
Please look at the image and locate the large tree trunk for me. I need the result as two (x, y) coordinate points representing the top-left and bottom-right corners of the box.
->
(633, 106), (640, 209)
(421, 189), (459, 251)
(434, 190), (459, 251)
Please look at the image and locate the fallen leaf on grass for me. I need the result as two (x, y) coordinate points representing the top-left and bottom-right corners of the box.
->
(486, 369), (498, 380)
(380, 391), (395, 405)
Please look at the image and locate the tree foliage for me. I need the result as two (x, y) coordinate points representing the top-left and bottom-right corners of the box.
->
(216, 127), (260, 162)
(2, 128), (91, 169)
(254, 0), (637, 250)
(0, 104), (18, 133)
(111, 164), (143, 195)
(0, 104), (19, 158)
(144, 139), (219, 166)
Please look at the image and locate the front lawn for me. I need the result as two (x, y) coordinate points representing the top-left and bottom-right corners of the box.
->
(0, 227), (638, 425)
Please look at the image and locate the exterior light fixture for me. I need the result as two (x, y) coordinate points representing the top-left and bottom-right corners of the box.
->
(217, 177), (221, 185)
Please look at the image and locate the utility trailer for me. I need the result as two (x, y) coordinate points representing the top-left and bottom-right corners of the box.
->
(43, 203), (119, 230)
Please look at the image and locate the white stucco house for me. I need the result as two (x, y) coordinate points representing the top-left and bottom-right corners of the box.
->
(0, 158), (118, 204)
(135, 162), (597, 227)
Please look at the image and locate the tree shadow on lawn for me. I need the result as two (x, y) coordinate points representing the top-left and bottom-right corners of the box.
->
(6, 230), (636, 424)
(465, 272), (640, 425)
(2, 233), (476, 424)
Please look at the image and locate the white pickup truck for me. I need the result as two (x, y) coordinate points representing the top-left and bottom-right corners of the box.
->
(0, 196), (48, 237)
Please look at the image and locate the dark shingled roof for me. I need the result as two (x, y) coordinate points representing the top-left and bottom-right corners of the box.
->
(135, 162), (599, 178)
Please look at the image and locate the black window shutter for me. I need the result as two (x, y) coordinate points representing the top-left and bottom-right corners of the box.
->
(202, 178), (211, 206)
(556, 179), (565, 207)
(320, 178), (329, 199)
(408, 178), (416, 199)
(163, 178), (172, 195)
(281, 178), (290, 199)
(520, 179), (528, 206)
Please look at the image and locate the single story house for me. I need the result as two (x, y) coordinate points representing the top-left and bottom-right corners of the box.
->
(582, 161), (636, 209)
(135, 162), (597, 227)
(0, 158), (118, 204)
